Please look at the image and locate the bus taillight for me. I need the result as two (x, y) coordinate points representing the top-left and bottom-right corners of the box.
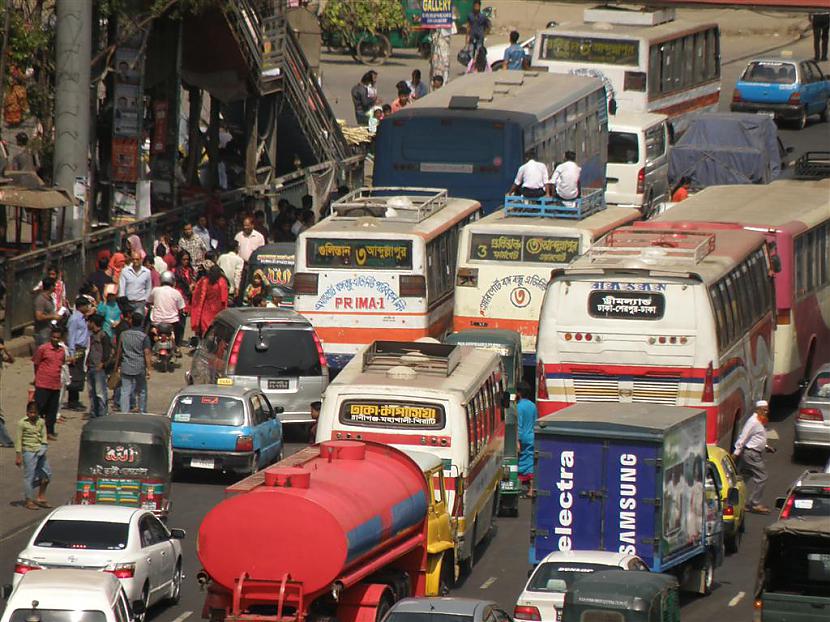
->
(399, 275), (426, 297)
(294, 273), (319, 295)
(636, 168), (645, 194)
(536, 360), (549, 401)
(702, 362), (714, 402)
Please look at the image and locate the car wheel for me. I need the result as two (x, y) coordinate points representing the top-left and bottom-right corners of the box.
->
(820, 99), (829, 123)
(249, 451), (260, 476)
(795, 106), (808, 130)
(135, 585), (150, 622)
(165, 561), (182, 604)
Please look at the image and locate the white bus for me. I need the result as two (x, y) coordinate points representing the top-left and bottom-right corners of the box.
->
(453, 202), (640, 364)
(293, 188), (480, 369)
(536, 226), (775, 448)
(315, 340), (506, 580)
(532, 7), (720, 128)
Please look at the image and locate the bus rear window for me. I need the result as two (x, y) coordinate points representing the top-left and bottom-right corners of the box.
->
(608, 132), (639, 164)
(306, 238), (412, 269)
(339, 400), (445, 429)
(395, 118), (507, 167)
(588, 290), (666, 320)
(540, 34), (639, 66)
(470, 233), (580, 263)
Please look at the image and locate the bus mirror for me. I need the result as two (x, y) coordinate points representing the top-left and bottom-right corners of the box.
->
(770, 255), (782, 273)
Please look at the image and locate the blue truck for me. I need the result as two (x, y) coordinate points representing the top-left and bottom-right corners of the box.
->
(530, 403), (724, 595)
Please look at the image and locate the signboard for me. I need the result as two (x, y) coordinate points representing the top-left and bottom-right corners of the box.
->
(307, 238), (412, 269)
(421, 0), (454, 29)
(541, 35), (639, 66)
(339, 400), (445, 428)
(470, 233), (580, 264)
(112, 138), (139, 183)
(588, 290), (665, 320)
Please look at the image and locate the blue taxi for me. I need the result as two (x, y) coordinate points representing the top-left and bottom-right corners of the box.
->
(166, 385), (283, 476)
(731, 57), (830, 129)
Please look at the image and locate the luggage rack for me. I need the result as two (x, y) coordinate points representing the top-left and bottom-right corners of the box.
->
(589, 229), (716, 265)
(503, 188), (605, 220)
(362, 340), (461, 377)
(793, 151), (830, 180)
(331, 187), (448, 222)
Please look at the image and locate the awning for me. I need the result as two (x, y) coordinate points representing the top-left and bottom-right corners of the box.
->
(0, 186), (75, 210)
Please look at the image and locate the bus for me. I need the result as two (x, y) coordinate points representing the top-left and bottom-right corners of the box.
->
(453, 201), (640, 364)
(293, 188), (480, 369)
(373, 71), (609, 214)
(536, 227), (775, 447)
(315, 340), (506, 580)
(654, 179), (830, 395)
(532, 7), (720, 128)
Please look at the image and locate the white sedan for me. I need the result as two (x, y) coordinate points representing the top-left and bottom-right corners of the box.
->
(514, 550), (649, 622)
(13, 504), (185, 619)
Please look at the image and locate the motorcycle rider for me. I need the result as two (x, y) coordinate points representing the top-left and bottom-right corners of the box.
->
(146, 271), (186, 356)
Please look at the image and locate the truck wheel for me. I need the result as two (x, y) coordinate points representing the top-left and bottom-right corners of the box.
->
(374, 593), (394, 622)
(700, 552), (714, 595)
(460, 520), (477, 576)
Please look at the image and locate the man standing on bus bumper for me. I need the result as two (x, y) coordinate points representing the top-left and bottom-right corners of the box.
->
(732, 400), (775, 514)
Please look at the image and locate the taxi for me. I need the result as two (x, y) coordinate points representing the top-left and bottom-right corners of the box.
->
(707, 444), (747, 554)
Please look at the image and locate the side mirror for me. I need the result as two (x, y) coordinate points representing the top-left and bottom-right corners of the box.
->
(273, 406), (285, 414)
(727, 487), (740, 506)
(775, 497), (785, 509)
(169, 528), (186, 540)
(132, 599), (147, 617)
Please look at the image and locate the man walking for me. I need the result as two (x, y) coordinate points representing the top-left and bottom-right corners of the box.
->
(516, 381), (537, 497)
(33, 277), (62, 347)
(32, 327), (65, 440)
(65, 296), (92, 412)
(179, 221), (209, 270)
(732, 400), (776, 514)
(235, 216), (266, 263)
(119, 251), (152, 318)
(15, 401), (51, 510)
(217, 240), (244, 300)
(86, 314), (110, 419)
(466, 0), (491, 58)
(114, 312), (152, 413)
(503, 31), (527, 70)
(811, 11), (829, 61)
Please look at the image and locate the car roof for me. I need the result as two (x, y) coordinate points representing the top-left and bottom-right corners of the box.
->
(174, 384), (259, 399)
(390, 597), (497, 616)
(537, 549), (635, 566)
(214, 307), (311, 327)
(11, 569), (121, 605)
(792, 471), (830, 489)
(42, 503), (142, 523)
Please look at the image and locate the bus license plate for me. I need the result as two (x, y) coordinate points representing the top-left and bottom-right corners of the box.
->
(268, 379), (289, 390)
(191, 458), (215, 469)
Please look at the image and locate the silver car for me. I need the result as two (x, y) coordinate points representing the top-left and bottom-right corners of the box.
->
(383, 598), (513, 622)
(794, 363), (830, 459)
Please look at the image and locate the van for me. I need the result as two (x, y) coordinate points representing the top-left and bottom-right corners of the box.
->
(606, 112), (670, 218)
(187, 307), (328, 425)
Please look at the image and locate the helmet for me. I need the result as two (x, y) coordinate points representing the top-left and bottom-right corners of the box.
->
(160, 270), (175, 286)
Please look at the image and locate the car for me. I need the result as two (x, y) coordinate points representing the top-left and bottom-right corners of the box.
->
(167, 385), (283, 475)
(513, 550), (648, 622)
(775, 470), (830, 519)
(794, 363), (830, 459)
(1, 570), (136, 622)
(731, 57), (830, 129)
(707, 444), (747, 554)
(187, 307), (328, 425)
(12, 505), (185, 620)
(384, 598), (513, 622)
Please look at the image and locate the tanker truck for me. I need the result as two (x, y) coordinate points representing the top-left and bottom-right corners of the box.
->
(197, 440), (456, 622)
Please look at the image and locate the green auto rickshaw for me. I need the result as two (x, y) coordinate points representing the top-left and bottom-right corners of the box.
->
(445, 329), (522, 516)
(562, 570), (681, 622)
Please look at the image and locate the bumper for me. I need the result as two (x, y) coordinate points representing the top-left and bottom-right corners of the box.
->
(730, 102), (800, 119)
(173, 448), (254, 472)
(794, 421), (830, 448)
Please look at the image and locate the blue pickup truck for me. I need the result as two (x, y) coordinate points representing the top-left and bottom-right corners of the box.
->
(731, 57), (830, 129)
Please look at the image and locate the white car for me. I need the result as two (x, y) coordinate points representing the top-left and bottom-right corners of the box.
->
(1, 569), (135, 622)
(513, 550), (649, 622)
(13, 505), (185, 619)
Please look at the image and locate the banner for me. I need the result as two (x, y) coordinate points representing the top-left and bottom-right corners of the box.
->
(421, 0), (454, 29)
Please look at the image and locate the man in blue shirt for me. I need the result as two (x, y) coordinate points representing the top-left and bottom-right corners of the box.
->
(65, 296), (92, 411)
(466, 0), (490, 57)
(119, 251), (152, 318)
(516, 381), (537, 498)
(503, 31), (527, 70)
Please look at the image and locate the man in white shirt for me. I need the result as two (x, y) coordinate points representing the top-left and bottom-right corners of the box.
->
(234, 216), (266, 263)
(147, 271), (186, 352)
(217, 241), (244, 298)
(509, 149), (550, 198)
(551, 150), (581, 201)
(193, 215), (213, 249)
(732, 400), (775, 514)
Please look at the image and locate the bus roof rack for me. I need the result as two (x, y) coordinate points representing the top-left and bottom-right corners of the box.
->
(588, 229), (716, 264)
(503, 188), (605, 220)
(793, 151), (830, 180)
(331, 187), (448, 222)
(362, 340), (461, 377)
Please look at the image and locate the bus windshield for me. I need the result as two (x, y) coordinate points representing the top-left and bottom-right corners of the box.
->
(540, 34), (639, 66)
(306, 238), (413, 270)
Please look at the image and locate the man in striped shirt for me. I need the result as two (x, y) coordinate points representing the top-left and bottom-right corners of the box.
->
(114, 312), (152, 413)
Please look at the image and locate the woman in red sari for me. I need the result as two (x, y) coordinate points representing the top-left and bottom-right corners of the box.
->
(190, 265), (229, 339)
(173, 250), (197, 314)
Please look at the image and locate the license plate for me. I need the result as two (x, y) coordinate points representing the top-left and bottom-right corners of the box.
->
(268, 379), (289, 390)
(190, 458), (215, 469)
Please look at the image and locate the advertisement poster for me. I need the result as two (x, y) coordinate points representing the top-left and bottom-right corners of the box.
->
(421, 0), (454, 29)
(112, 137), (139, 182)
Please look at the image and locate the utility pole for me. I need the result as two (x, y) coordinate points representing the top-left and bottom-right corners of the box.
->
(53, 0), (92, 239)
(0, 1), (12, 143)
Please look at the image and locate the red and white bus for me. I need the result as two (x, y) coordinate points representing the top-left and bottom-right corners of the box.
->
(535, 227), (775, 446)
(655, 179), (830, 395)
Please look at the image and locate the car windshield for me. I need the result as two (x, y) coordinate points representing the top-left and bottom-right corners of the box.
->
(807, 371), (830, 399)
(528, 562), (620, 592)
(741, 61), (796, 84)
(608, 131), (639, 164)
(10, 611), (107, 622)
(34, 520), (129, 550)
(171, 395), (245, 426)
(385, 614), (472, 622)
(787, 491), (830, 518)
(235, 327), (320, 377)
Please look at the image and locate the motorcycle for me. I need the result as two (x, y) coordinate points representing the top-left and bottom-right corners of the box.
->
(150, 323), (175, 373)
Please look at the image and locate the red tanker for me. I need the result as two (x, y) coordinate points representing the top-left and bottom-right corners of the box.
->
(198, 440), (450, 622)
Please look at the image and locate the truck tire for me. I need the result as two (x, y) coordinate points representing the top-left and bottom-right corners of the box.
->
(700, 552), (714, 595)
(375, 593), (394, 622)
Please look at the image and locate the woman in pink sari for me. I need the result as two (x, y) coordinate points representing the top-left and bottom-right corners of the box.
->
(127, 234), (146, 261)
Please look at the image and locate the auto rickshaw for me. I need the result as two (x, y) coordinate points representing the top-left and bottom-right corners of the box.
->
(247, 242), (295, 307)
(562, 570), (681, 622)
(445, 329), (522, 516)
(75, 413), (172, 518)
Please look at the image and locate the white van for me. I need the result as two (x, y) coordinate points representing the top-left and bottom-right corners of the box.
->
(606, 112), (670, 218)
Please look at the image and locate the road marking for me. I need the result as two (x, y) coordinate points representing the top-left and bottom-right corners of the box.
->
(728, 592), (745, 607)
(480, 577), (497, 589)
(169, 612), (192, 622)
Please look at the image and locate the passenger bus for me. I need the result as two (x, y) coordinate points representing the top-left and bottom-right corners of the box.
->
(453, 202), (640, 364)
(654, 179), (830, 395)
(532, 7), (720, 128)
(293, 188), (480, 369)
(315, 340), (506, 580)
(373, 71), (609, 214)
(536, 227), (775, 447)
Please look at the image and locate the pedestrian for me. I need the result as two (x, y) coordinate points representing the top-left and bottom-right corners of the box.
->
(97, 284), (123, 342)
(407, 69), (427, 100)
(153, 243), (169, 274)
(114, 312), (152, 413)
(34, 265), (68, 313)
(126, 234), (147, 261)
(0, 337), (16, 447)
(466, 0), (491, 58)
(193, 214), (213, 249)
(65, 296), (93, 412)
(108, 250), (128, 286)
(308, 400), (321, 443)
(32, 326), (65, 440)
(551, 150), (581, 201)
(147, 271), (186, 353)
(516, 381), (537, 498)
(732, 400), (776, 514)
(235, 215), (266, 263)
(254, 210), (270, 240)
(33, 277), (62, 347)
(118, 251), (152, 318)
(431, 74), (444, 91)
(85, 314), (110, 419)
(390, 86), (411, 113)
(351, 71), (378, 125)
(368, 106), (384, 136)
(174, 250), (197, 315)
(466, 46), (491, 74)
(671, 177), (692, 203)
(218, 240), (244, 299)
(244, 270), (266, 306)
(86, 251), (114, 297)
(811, 11), (829, 61)
(15, 400), (52, 510)
(144, 255), (161, 288)
(191, 265), (229, 341)
(7, 131), (36, 172)
(509, 149), (550, 198)
(178, 221), (209, 269)
(503, 31), (527, 70)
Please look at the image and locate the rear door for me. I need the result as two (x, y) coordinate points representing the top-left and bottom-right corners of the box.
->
(146, 514), (175, 596)
(249, 394), (272, 465)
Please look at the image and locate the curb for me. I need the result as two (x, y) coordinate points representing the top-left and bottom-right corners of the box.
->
(721, 29), (810, 66)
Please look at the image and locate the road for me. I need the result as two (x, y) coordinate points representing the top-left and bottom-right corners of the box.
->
(1, 34), (827, 622)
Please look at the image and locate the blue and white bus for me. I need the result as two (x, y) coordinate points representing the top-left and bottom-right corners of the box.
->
(373, 72), (609, 214)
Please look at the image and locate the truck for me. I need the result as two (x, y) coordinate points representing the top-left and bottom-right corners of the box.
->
(197, 440), (455, 622)
(530, 404), (724, 595)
